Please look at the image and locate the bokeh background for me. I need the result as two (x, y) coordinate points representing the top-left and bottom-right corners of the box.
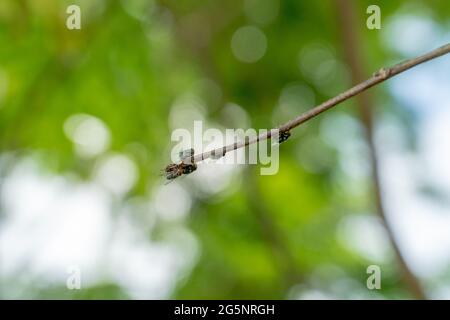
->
(1, 0), (450, 299)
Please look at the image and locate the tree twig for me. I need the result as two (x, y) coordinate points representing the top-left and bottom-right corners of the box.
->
(336, 0), (427, 299)
(186, 42), (450, 164)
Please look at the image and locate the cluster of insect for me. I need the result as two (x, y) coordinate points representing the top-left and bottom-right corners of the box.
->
(162, 148), (197, 183)
(162, 129), (291, 183)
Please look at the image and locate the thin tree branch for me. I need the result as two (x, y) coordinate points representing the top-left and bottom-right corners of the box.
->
(336, 0), (427, 299)
(186, 42), (450, 164)
(162, 3), (304, 288)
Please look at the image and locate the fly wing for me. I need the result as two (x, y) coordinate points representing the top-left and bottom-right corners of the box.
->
(179, 148), (195, 163)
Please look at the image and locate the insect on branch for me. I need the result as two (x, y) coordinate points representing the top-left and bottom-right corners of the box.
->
(163, 43), (450, 182)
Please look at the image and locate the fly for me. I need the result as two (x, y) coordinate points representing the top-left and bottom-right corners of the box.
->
(278, 129), (291, 143)
(162, 148), (197, 183)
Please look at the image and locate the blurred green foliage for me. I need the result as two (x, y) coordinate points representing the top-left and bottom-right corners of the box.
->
(0, 0), (449, 299)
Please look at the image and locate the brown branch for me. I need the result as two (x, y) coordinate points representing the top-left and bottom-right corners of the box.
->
(335, 0), (427, 299)
(187, 42), (450, 164)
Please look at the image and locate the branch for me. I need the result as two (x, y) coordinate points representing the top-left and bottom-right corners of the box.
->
(186, 43), (450, 164)
(336, 0), (427, 299)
